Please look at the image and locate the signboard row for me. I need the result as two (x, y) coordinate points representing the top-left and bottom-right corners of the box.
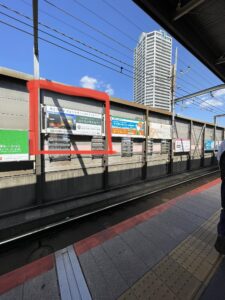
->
(44, 105), (173, 139)
(173, 139), (223, 152)
(1, 104), (223, 162)
(44, 106), (146, 137)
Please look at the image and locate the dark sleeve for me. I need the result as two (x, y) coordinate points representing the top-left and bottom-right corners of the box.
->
(220, 152), (225, 181)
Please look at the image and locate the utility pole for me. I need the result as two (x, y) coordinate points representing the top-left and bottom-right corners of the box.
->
(170, 47), (178, 174)
(32, 0), (43, 204)
(214, 114), (225, 152)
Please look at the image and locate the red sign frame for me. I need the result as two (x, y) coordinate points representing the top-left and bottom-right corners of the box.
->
(27, 80), (115, 155)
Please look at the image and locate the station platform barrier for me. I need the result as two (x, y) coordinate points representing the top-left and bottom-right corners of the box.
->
(0, 178), (224, 300)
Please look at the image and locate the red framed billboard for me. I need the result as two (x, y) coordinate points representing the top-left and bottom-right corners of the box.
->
(27, 80), (115, 155)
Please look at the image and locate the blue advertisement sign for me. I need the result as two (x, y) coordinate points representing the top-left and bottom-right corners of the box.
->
(111, 116), (145, 137)
(204, 140), (214, 151)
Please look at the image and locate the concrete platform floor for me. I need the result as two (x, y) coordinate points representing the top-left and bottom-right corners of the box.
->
(0, 178), (224, 300)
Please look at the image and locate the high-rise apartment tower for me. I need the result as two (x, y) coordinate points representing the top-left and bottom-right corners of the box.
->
(134, 30), (172, 111)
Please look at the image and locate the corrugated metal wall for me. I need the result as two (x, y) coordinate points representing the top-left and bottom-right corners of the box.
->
(0, 77), (222, 213)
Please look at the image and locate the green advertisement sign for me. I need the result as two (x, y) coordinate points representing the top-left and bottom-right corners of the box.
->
(0, 130), (29, 162)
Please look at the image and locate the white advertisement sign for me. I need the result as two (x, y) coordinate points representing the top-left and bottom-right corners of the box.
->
(215, 140), (222, 151)
(174, 139), (191, 152)
(149, 123), (172, 139)
(153, 143), (161, 153)
(44, 106), (102, 136)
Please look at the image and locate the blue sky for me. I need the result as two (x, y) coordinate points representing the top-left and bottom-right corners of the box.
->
(0, 0), (225, 125)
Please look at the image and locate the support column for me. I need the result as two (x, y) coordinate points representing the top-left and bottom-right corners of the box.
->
(188, 120), (192, 170)
(142, 109), (148, 180)
(33, 0), (43, 204)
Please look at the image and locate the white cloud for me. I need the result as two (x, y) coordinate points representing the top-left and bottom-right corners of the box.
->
(213, 88), (225, 98)
(104, 83), (114, 96)
(200, 98), (223, 108)
(185, 99), (193, 106)
(80, 75), (114, 95)
(199, 95), (209, 101)
(80, 75), (97, 89)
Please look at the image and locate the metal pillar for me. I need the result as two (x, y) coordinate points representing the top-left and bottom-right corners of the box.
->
(201, 124), (206, 167)
(170, 47), (178, 174)
(33, 0), (43, 203)
(142, 109), (148, 180)
(103, 104), (109, 189)
(188, 120), (192, 170)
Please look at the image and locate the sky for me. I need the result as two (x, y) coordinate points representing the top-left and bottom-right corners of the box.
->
(0, 0), (225, 125)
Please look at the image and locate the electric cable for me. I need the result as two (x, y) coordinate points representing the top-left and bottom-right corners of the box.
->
(43, 0), (133, 52)
(7, 1), (171, 85)
(19, 0), (132, 60)
(71, 0), (137, 43)
(101, 0), (145, 32)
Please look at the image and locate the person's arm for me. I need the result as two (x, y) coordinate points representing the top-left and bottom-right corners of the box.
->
(220, 152), (225, 180)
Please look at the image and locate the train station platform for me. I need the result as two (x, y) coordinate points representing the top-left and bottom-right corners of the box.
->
(0, 178), (224, 300)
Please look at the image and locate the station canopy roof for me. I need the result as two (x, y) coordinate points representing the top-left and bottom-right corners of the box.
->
(133, 0), (225, 83)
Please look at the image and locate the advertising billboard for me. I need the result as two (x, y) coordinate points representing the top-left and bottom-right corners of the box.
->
(44, 106), (102, 136)
(111, 116), (145, 137)
(204, 140), (215, 151)
(215, 140), (222, 151)
(149, 123), (172, 139)
(174, 139), (191, 152)
(0, 130), (29, 162)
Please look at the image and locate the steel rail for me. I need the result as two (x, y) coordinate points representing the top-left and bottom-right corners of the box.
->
(0, 169), (219, 246)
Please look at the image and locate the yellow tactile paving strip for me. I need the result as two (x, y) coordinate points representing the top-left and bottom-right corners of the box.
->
(119, 210), (222, 300)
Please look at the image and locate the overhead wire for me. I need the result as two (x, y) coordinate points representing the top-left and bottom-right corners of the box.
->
(1, 1), (220, 115)
(71, 0), (137, 43)
(43, 0), (133, 52)
(101, 0), (145, 32)
(176, 74), (207, 91)
(175, 90), (215, 113)
(0, 18), (133, 77)
(178, 57), (217, 86)
(13, 0), (223, 95)
(0, 10), (126, 71)
(0, 16), (218, 116)
(42, 0), (170, 84)
(102, 0), (219, 91)
(0, 2), (171, 87)
(178, 87), (225, 114)
(175, 89), (216, 113)
(19, 0), (132, 60)
(0, 14), (169, 94)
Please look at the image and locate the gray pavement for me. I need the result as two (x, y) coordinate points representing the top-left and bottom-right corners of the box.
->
(0, 181), (223, 300)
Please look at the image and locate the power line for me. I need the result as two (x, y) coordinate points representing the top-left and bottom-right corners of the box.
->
(19, 0), (132, 61)
(0, 18), (132, 77)
(175, 90), (217, 113)
(43, 0), (170, 85)
(177, 72), (208, 91)
(3, 2), (214, 113)
(71, 0), (137, 43)
(178, 88), (222, 113)
(43, 0), (133, 52)
(0, 2), (171, 87)
(178, 57), (217, 86)
(0, 3), (132, 69)
(0, 15), (169, 95)
(178, 87), (225, 114)
(0, 10), (125, 71)
(101, 0), (145, 32)
(1, 16), (218, 117)
(176, 74), (206, 91)
(0, 8), (171, 93)
(42, 0), (165, 83)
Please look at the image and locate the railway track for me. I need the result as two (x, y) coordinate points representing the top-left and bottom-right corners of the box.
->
(0, 169), (220, 275)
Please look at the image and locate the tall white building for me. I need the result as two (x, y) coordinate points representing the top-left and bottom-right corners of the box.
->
(134, 30), (172, 111)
